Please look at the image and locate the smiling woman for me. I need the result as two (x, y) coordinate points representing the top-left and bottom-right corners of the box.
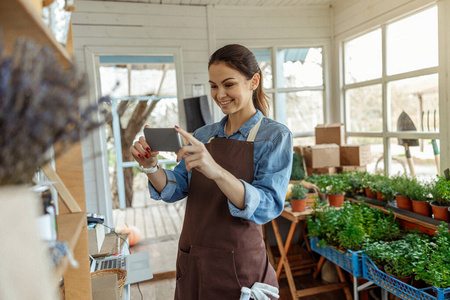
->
(130, 44), (293, 300)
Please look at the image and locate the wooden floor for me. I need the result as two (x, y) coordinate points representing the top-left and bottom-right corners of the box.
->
(115, 190), (375, 300)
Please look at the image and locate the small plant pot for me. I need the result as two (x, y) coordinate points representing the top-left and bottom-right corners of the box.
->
(376, 191), (386, 201)
(430, 201), (450, 222)
(365, 187), (376, 198)
(396, 195), (412, 211)
(290, 198), (307, 212)
(328, 194), (344, 207)
(411, 199), (432, 217)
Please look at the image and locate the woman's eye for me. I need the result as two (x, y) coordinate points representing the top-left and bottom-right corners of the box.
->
(225, 84), (234, 88)
(210, 85), (217, 89)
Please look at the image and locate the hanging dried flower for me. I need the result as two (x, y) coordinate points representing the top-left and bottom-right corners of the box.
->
(0, 32), (106, 185)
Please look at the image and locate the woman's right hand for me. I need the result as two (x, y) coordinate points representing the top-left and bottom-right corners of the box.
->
(130, 126), (159, 168)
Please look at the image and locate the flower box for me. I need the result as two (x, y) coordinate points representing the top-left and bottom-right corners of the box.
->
(310, 237), (363, 277)
(362, 254), (450, 300)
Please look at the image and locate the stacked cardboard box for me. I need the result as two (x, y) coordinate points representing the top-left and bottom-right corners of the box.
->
(303, 123), (372, 175)
(303, 144), (340, 175)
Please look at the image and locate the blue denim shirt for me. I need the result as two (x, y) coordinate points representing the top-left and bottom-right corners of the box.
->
(148, 110), (293, 225)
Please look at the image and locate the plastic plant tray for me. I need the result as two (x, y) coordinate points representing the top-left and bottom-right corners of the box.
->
(361, 254), (449, 300)
(310, 237), (363, 277)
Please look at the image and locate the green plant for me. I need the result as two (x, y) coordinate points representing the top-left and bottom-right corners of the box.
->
(406, 179), (431, 201)
(391, 174), (413, 197)
(327, 175), (348, 195)
(412, 222), (450, 288)
(290, 152), (306, 181)
(430, 176), (450, 206)
(290, 183), (307, 200)
(342, 171), (366, 196)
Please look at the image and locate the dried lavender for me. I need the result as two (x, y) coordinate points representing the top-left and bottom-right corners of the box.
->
(0, 32), (105, 185)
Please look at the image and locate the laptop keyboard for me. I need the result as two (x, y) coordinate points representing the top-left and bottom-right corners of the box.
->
(99, 257), (127, 270)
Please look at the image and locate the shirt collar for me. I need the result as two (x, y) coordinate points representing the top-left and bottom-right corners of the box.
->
(214, 110), (264, 138)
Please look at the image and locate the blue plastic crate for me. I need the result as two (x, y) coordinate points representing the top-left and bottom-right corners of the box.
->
(310, 237), (363, 277)
(362, 254), (444, 300)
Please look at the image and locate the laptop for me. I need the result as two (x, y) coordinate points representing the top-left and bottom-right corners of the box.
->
(90, 252), (153, 285)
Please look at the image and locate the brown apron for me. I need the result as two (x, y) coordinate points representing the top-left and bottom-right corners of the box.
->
(174, 120), (278, 300)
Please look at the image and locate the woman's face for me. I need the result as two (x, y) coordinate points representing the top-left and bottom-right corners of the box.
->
(208, 62), (257, 117)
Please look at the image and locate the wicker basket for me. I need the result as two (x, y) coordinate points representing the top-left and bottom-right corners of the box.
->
(91, 268), (127, 299)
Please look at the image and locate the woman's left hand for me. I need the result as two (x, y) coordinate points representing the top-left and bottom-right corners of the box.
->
(175, 126), (223, 180)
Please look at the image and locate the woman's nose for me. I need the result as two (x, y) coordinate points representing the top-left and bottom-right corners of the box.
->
(217, 87), (226, 99)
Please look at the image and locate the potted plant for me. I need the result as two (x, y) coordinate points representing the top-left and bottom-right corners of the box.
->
(326, 175), (348, 207)
(392, 174), (413, 211)
(429, 176), (450, 222)
(407, 179), (432, 217)
(289, 182), (308, 212)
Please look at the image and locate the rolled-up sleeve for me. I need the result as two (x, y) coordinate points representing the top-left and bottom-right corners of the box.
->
(148, 160), (190, 203)
(228, 130), (293, 224)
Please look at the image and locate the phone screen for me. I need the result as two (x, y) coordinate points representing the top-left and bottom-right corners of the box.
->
(143, 128), (183, 152)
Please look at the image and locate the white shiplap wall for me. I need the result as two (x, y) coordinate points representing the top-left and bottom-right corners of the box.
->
(72, 1), (332, 211)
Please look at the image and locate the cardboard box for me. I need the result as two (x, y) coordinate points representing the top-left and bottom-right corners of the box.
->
(337, 165), (367, 173)
(340, 144), (372, 166)
(303, 144), (340, 168)
(307, 167), (337, 175)
(91, 273), (120, 300)
(88, 223), (105, 255)
(315, 123), (345, 145)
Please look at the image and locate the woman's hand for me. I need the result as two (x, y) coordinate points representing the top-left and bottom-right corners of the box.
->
(175, 126), (223, 180)
(130, 125), (159, 168)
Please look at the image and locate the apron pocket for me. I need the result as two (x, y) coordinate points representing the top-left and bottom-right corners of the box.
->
(192, 245), (242, 299)
(176, 248), (190, 281)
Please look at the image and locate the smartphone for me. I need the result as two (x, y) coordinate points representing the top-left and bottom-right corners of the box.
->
(144, 128), (183, 152)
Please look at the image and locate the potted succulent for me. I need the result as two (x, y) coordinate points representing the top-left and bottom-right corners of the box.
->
(407, 179), (432, 217)
(326, 175), (348, 207)
(429, 176), (450, 222)
(392, 174), (413, 211)
(289, 182), (308, 212)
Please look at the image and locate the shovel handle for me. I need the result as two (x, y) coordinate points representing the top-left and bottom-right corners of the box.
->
(404, 144), (416, 178)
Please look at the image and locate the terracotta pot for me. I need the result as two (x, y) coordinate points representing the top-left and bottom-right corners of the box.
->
(376, 191), (386, 201)
(290, 198), (307, 212)
(365, 187), (376, 198)
(430, 201), (450, 222)
(411, 199), (432, 217)
(328, 194), (345, 207)
(396, 195), (413, 211)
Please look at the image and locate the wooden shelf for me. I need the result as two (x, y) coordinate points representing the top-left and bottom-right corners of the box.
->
(55, 212), (85, 278)
(0, 0), (71, 65)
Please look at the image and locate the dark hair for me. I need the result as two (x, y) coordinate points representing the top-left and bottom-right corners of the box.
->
(208, 44), (269, 117)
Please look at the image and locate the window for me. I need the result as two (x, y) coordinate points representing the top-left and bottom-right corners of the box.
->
(252, 47), (325, 138)
(98, 55), (179, 208)
(342, 6), (439, 180)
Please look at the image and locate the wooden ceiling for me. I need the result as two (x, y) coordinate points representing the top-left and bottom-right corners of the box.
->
(89, 0), (331, 6)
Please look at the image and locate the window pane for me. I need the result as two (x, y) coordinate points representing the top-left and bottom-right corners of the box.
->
(386, 138), (439, 181)
(347, 137), (382, 174)
(346, 85), (382, 132)
(387, 7), (438, 75)
(252, 49), (273, 89)
(389, 74), (439, 132)
(277, 48), (323, 88)
(285, 91), (323, 133)
(344, 30), (382, 84)
(99, 66), (129, 97)
(130, 64), (176, 97)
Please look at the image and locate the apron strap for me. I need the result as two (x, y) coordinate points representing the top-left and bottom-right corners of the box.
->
(207, 118), (263, 144)
(246, 118), (262, 142)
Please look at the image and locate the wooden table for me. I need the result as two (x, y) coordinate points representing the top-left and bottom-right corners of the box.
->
(267, 206), (353, 300)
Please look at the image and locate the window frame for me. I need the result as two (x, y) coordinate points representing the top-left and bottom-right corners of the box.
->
(340, 5), (441, 175)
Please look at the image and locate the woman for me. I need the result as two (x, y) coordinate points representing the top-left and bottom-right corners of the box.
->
(131, 44), (293, 300)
